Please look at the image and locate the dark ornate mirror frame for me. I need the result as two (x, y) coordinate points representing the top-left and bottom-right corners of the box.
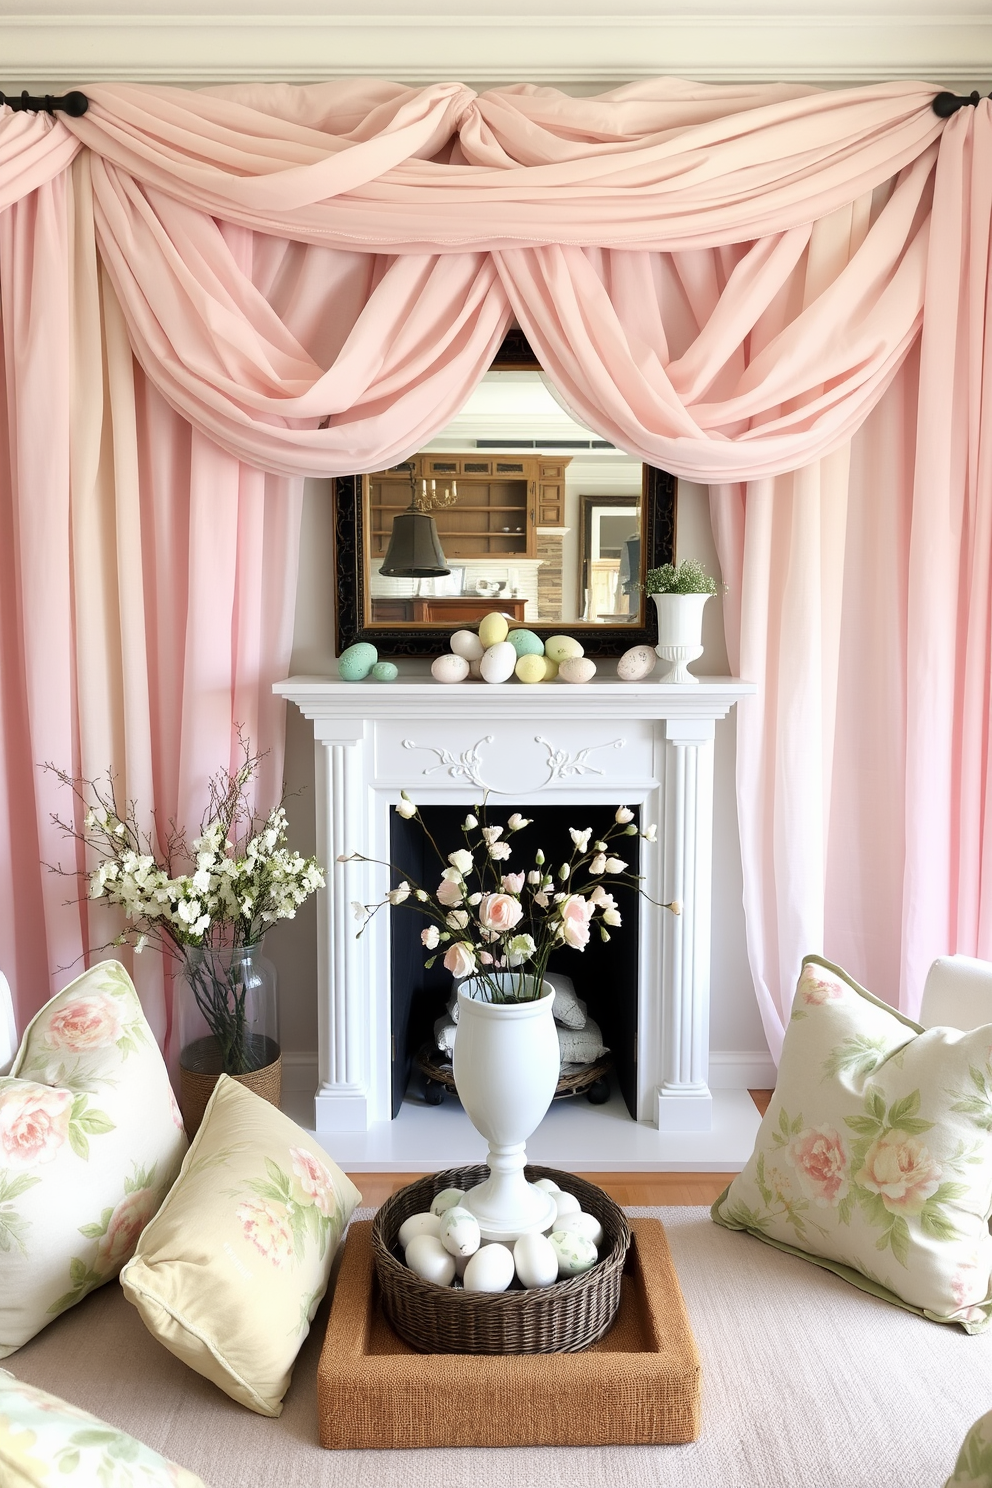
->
(333, 332), (676, 659)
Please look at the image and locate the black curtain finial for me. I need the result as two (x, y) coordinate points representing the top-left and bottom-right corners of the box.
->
(933, 90), (988, 117)
(0, 90), (88, 117)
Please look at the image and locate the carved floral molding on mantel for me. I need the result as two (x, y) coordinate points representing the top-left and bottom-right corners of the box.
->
(402, 733), (627, 792)
(3, 1), (990, 86)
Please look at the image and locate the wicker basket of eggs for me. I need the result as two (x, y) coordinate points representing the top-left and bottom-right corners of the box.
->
(371, 1163), (631, 1354)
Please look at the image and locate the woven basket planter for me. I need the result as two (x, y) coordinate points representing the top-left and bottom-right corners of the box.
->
(178, 1051), (282, 1138)
(371, 1163), (631, 1354)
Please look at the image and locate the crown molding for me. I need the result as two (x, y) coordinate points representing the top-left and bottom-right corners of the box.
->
(0, 9), (990, 88)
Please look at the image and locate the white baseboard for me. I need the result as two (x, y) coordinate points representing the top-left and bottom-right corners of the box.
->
(707, 1050), (777, 1090)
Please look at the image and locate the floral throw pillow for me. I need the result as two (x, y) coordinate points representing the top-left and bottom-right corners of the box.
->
(713, 955), (992, 1333)
(0, 1370), (209, 1487)
(0, 962), (187, 1357)
(120, 1075), (361, 1416)
(946, 1411), (992, 1487)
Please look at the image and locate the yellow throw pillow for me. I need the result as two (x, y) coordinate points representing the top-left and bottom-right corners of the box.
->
(1, 961), (187, 1356)
(120, 1075), (361, 1416)
(713, 955), (992, 1332)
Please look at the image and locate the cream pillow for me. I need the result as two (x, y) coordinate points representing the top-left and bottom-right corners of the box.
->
(0, 961), (187, 1357)
(946, 1411), (992, 1487)
(120, 1075), (361, 1416)
(0, 1369), (209, 1487)
(713, 955), (992, 1332)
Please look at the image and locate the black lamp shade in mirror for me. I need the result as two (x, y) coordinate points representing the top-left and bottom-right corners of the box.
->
(379, 506), (451, 578)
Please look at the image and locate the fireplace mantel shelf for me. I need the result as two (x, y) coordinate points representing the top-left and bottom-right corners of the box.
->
(276, 667), (759, 1169)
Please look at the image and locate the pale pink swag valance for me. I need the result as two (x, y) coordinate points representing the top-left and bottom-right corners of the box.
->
(0, 80), (989, 1064)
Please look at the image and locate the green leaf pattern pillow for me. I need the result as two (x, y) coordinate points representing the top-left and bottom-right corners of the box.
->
(947, 1411), (992, 1487)
(713, 955), (992, 1332)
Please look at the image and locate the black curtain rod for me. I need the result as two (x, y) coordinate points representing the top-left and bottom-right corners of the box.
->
(0, 90), (88, 116)
(933, 90), (991, 117)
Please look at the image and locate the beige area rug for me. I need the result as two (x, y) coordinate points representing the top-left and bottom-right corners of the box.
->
(9, 1206), (988, 1488)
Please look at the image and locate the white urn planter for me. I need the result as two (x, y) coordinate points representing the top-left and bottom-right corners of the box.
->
(652, 592), (712, 684)
(452, 975), (560, 1241)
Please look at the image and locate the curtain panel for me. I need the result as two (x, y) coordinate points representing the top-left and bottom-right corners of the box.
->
(0, 79), (988, 1062)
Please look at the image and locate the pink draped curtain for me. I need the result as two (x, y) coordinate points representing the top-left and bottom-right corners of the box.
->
(0, 80), (988, 1062)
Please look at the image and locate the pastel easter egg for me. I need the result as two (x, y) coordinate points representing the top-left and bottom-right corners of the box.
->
(544, 635), (584, 664)
(507, 628), (544, 658)
(450, 629), (485, 662)
(617, 645), (656, 682)
(549, 1230), (598, 1277)
(513, 1231), (559, 1289)
(533, 1177), (561, 1195)
(398, 1211), (441, 1248)
(430, 1187), (466, 1217)
(431, 653), (470, 684)
(480, 641), (517, 684)
(438, 1206), (481, 1258)
(558, 657), (597, 684)
(405, 1233), (456, 1286)
(370, 661), (398, 683)
(463, 1242), (515, 1293)
(553, 1210), (605, 1248)
(478, 612), (510, 649)
(468, 658), (483, 679)
(552, 1190), (581, 1224)
(337, 642), (378, 681)
(543, 657), (559, 681)
(515, 653), (549, 684)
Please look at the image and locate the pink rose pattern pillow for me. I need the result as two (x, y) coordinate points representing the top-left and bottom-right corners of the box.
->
(0, 961), (187, 1355)
(713, 955), (992, 1332)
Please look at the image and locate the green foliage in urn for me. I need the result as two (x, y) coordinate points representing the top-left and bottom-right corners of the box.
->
(643, 559), (719, 596)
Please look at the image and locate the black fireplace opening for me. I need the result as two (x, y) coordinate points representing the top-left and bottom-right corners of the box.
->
(389, 803), (640, 1120)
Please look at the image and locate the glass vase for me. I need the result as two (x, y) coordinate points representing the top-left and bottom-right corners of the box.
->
(178, 942), (280, 1134)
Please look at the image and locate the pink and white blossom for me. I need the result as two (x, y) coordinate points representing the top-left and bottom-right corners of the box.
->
(507, 814), (531, 831)
(448, 848), (474, 875)
(857, 1131), (942, 1215)
(604, 857), (627, 874)
(421, 925), (440, 949)
(569, 828), (592, 852)
(489, 842), (511, 862)
(501, 872), (525, 894)
(444, 942), (477, 978)
(45, 993), (123, 1052)
(437, 877), (464, 907)
(786, 1125), (849, 1207)
(590, 854), (607, 875)
(0, 1084), (72, 1170)
(236, 1198), (295, 1267)
(291, 1146), (336, 1216)
(478, 894), (523, 934)
(559, 894), (595, 951)
(615, 807), (634, 824)
(96, 1187), (160, 1272)
(506, 933), (537, 967)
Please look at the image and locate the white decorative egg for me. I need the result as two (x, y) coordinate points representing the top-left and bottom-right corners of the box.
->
(553, 1210), (604, 1248)
(398, 1211), (441, 1248)
(450, 629), (485, 662)
(468, 659), (484, 679)
(558, 657), (597, 684)
(533, 1178), (561, 1195)
(438, 1206), (481, 1258)
(480, 641), (517, 684)
(617, 644), (657, 681)
(430, 1187), (466, 1217)
(552, 1191), (581, 1223)
(463, 1243), (515, 1292)
(405, 1233), (456, 1286)
(549, 1230), (598, 1277)
(513, 1231), (559, 1289)
(431, 653), (469, 684)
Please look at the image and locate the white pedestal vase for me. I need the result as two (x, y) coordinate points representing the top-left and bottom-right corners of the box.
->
(652, 592), (711, 683)
(453, 976), (560, 1242)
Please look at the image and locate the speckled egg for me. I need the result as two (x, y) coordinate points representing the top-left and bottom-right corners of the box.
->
(370, 661), (398, 683)
(463, 1242), (515, 1293)
(430, 1187), (466, 1217)
(398, 1211), (441, 1248)
(515, 653), (549, 684)
(513, 1231), (559, 1289)
(552, 1210), (604, 1248)
(480, 641), (517, 684)
(478, 612), (510, 649)
(438, 1206), (481, 1258)
(544, 634), (584, 664)
(507, 628), (544, 658)
(405, 1233), (456, 1286)
(617, 645), (657, 682)
(550, 1230), (598, 1277)
(552, 1190), (582, 1223)
(431, 653), (470, 684)
(558, 657), (597, 684)
(337, 642), (378, 681)
(450, 629), (485, 662)
(533, 1178), (561, 1195)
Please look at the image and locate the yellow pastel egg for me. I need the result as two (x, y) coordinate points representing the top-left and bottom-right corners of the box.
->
(515, 653), (548, 684)
(542, 657), (559, 681)
(544, 634), (584, 664)
(478, 612), (509, 649)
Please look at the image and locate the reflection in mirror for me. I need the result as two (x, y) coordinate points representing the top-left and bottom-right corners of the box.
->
(366, 371), (644, 628)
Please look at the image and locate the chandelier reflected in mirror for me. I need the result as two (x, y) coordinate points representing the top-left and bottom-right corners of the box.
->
(379, 464), (453, 578)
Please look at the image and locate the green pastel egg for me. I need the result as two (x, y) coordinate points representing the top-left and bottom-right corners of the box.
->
(515, 653), (549, 684)
(507, 629), (544, 658)
(370, 661), (398, 682)
(478, 612), (509, 649)
(338, 642), (378, 681)
(544, 634), (584, 664)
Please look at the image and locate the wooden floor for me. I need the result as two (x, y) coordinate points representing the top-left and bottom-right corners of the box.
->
(349, 1089), (773, 1208)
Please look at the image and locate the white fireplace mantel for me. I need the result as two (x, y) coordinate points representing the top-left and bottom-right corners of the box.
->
(275, 664), (757, 1168)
